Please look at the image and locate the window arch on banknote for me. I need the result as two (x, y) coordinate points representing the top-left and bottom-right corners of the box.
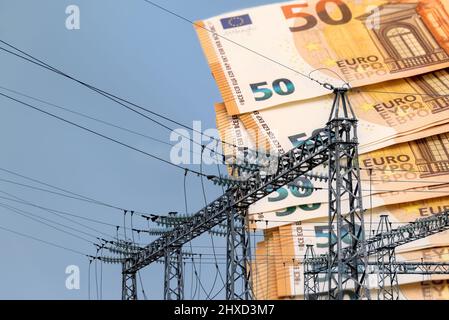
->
(410, 133), (449, 177)
(408, 70), (449, 113)
(357, 2), (449, 73)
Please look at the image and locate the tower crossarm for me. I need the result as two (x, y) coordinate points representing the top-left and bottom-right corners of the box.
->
(306, 210), (449, 273)
(394, 262), (449, 274)
(362, 211), (449, 257)
(125, 129), (332, 273)
(305, 260), (449, 275)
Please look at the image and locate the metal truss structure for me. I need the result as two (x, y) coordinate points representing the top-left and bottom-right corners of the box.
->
(326, 87), (369, 300)
(304, 210), (449, 299)
(376, 215), (399, 300)
(121, 98), (334, 299)
(121, 258), (137, 300)
(304, 245), (319, 300)
(119, 87), (449, 300)
(225, 209), (253, 300)
(393, 262), (449, 274)
(164, 246), (184, 300)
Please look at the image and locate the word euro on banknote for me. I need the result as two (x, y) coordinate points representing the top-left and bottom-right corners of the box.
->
(196, 0), (449, 115)
(215, 102), (449, 214)
(235, 107), (449, 201)
(238, 69), (449, 154)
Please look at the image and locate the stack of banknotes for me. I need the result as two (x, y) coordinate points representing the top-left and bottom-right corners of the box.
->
(195, 0), (449, 299)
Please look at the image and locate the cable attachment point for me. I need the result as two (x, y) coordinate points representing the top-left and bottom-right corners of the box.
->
(323, 83), (335, 91)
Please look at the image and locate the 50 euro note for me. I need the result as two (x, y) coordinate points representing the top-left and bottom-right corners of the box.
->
(278, 280), (449, 300)
(252, 222), (449, 298)
(238, 69), (449, 154)
(215, 102), (449, 214)
(399, 280), (449, 300)
(240, 109), (449, 206)
(281, 195), (449, 257)
(249, 183), (449, 229)
(252, 223), (449, 298)
(277, 282), (449, 300)
(196, 0), (449, 115)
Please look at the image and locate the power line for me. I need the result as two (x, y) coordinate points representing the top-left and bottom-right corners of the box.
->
(0, 190), (121, 239)
(359, 167), (449, 174)
(0, 85), (178, 149)
(0, 40), (247, 156)
(0, 166), (188, 222)
(0, 176), (125, 209)
(199, 147), (225, 290)
(140, 0), (333, 90)
(248, 218), (435, 226)
(0, 91), (209, 178)
(259, 185), (449, 195)
(354, 88), (449, 98)
(0, 84), (216, 164)
(0, 202), (96, 244)
(140, 0), (449, 102)
(0, 166), (124, 210)
(0, 223), (89, 257)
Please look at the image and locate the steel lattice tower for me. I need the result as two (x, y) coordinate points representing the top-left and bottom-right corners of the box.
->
(164, 246), (184, 300)
(226, 207), (253, 300)
(376, 215), (399, 300)
(303, 245), (319, 300)
(326, 87), (370, 300)
(121, 259), (137, 300)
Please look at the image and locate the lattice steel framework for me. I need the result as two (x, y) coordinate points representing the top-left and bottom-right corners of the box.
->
(104, 84), (449, 300)
(124, 118), (331, 278)
(304, 245), (319, 300)
(164, 246), (184, 300)
(394, 262), (449, 274)
(376, 215), (399, 300)
(226, 208), (253, 300)
(304, 211), (449, 299)
(326, 87), (370, 300)
(121, 258), (137, 300)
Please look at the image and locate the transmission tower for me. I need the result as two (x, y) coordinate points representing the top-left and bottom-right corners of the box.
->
(164, 246), (184, 300)
(226, 207), (253, 300)
(326, 87), (370, 300)
(121, 258), (137, 300)
(375, 215), (399, 300)
(304, 211), (449, 299)
(303, 245), (319, 300)
(117, 87), (449, 301)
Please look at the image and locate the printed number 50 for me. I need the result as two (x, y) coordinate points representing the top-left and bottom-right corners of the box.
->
(250, 78), (295, 102)
(282, 0), (352, 32)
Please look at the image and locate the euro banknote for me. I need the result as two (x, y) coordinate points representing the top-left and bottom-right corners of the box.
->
(361, 122), (449, 154)
(215, 102), (449, 213)
(281, 197), (449, 257)
(196, 0), (449, 114)
(250, 185), (449, 228)
(251, 223), (449, 298)
(245, 111), (449, 201)
(237, 69), (449, 154)
(277, 281), (449, 300)
(399, 280), (449, 300)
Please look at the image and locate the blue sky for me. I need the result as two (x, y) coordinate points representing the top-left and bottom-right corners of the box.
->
(0, 0), (277, 299)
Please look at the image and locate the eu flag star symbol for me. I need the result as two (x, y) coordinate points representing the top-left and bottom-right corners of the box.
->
(322, 58), (337, 67)
(306, 43), (320, 51)
(221, 14), (252, 29)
